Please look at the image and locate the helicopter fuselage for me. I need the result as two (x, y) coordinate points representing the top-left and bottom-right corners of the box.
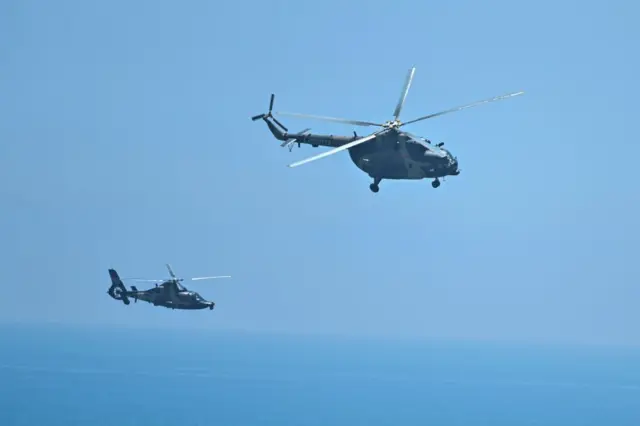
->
(261, 117), (460, 188)
(346, 130), (460, 181)
(127, 283), (214, 310)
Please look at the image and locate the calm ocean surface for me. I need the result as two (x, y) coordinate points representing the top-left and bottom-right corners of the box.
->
(1, 324), (638, 426)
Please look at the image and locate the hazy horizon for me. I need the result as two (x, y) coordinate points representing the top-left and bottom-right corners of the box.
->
(3, 321), (640, 350)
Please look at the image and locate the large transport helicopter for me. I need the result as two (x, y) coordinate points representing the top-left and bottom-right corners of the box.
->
(252, 67), (523, 192)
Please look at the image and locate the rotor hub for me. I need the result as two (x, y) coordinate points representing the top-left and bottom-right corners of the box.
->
(383, 120), (402, 129)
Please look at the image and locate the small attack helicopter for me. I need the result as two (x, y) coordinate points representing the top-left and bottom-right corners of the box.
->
(107, 264), (231, 310)
(252, 67), (524, 192)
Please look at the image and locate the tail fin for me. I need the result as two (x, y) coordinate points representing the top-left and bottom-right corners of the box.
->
(251, 94), (289, 141)
(107, 269), (130, 305)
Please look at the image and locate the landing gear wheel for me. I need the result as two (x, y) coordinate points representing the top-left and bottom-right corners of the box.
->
(431, 179), (440, 189)
(370, 177), (382, 193)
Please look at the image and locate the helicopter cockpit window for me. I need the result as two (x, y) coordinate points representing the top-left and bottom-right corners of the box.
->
(405, 140), (427, 162)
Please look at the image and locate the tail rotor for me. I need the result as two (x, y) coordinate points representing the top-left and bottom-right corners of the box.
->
(251, 94), (288, 131)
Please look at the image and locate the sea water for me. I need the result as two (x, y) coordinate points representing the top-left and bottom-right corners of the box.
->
(1, 324), (638, 426)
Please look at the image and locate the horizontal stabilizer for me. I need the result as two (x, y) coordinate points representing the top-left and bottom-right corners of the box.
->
(281, 128), (311, 151)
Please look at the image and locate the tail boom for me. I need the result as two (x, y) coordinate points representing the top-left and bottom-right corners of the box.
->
(253, 94), (357, 149)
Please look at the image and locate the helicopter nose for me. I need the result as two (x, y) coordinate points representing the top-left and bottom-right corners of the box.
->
(450, 157), (460, 174)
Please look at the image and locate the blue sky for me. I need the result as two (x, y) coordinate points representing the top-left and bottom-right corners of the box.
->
(1, 0), (638, 346)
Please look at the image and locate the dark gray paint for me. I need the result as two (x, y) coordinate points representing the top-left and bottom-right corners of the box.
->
(252, 67), (523, 192)
(107, 269), (215, 311)
(258, 116), (459, 192)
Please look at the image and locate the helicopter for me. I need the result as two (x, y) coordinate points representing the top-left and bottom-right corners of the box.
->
(252, 66), (524, 192)
(107, 264), (231, 310)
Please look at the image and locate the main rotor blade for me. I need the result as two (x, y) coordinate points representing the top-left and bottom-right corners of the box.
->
(401, 91), (525, 127)
(276, 112), (383, 128)
(166, 263), (177, 279)
(393, 67), (416, 121)
(165, 264), (187, 290)
(288, 131), (384, 168)
(191, 276), (232, 281)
